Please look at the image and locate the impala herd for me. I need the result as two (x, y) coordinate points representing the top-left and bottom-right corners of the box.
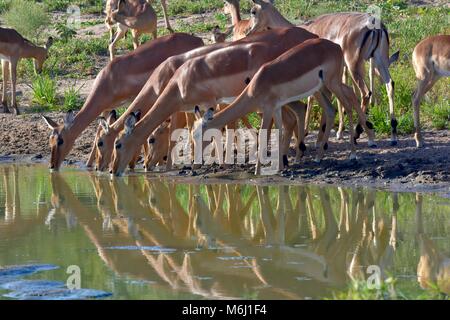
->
(0, 0), (448, 176)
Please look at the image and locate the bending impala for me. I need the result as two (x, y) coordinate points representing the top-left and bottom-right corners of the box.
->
(247, 0), (399, 144)
(193, 38), (376, 174)
(106, 0), (173, 60)
(0, 27), (53, 114)
(94, 41), (233, 172)
(111, 27), (320, 176)
(412, 35), (449, 148)
(42, 33), (204, 171)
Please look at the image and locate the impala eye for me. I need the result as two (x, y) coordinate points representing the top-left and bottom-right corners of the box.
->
(148, 137), (155, 144)
(115, 143), (122, 150)
(57, 138), (64, 145)
(97, 140), (104, 148)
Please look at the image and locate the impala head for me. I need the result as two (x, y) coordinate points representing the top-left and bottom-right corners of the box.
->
(248, 0), (277, 35)
(42, 111), (75, 171)
(35, 37), (54, 73)
(110, 111), (140, 176)
(144, 119), (171, 171)
(95, 110), (119, 172)
(223, 0), (238, 15)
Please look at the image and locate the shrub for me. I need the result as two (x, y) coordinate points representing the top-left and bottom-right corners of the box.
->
(56, 23), (77, 42)
(2, 0), (50, 41)
(62, 85), (83, 112)
(31, 74), (57, 109)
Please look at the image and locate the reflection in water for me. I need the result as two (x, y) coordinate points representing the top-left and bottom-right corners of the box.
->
(0, 164), (449, 299)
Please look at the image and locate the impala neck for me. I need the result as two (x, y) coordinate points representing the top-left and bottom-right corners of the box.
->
(71, 83), (114, 137)
(21, 41), (46, 60)
(228, 1), (242, 25)
(132, 84), (183, 148)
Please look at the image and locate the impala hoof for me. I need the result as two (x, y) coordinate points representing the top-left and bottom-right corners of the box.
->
(368, 140), (377, 148)
(313, 157), (321, 164)
(349, 153), (358, 161)
(390, 140), (398, 147)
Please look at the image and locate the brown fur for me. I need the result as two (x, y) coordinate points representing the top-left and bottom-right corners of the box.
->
(42, 33), (204, 171)
(411, 35), (450, 147)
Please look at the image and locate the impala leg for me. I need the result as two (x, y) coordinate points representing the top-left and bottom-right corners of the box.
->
(165, 115), (176, 171)
(9, 60), (19, 115)
(131, 29), (141, 49)
(256, 111), (273, 175)
(286, 102), (307, 162)
(160, 0), (174, 33)
(331, 84), (370, 159)
(343, 84), (376, 148)
(109, 27), (127, 61)
(348, 60), (371, 115)
(280, 107), (296, 166)
(369, 58), (375, 108)
(304, 96), (313, 137)
(1, 60), (9, 113)
(273, 108), (284, 173)
(373, 56), (398, 145)
(336, 66), (348, 140)
(86, 123), (104, 169)
(412, 74), (438, 148)
(314, 90), (335, 163)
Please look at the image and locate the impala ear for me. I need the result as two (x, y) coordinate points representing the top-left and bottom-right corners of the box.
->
(124, 112), (137, 136)
(45, 37), (54, 50)
(194, 106), (202, 121)
(107, 109), (117, 125)
(64, 110), (75, 129)
(42, 115), (58, 130)
(98, 117), (109, 134)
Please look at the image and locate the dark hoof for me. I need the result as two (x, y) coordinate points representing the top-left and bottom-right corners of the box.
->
(3, 107), (10, 113)
(390, 140), (398, 147)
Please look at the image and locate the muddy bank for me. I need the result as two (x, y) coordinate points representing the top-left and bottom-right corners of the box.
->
(1, 111), (449, 194)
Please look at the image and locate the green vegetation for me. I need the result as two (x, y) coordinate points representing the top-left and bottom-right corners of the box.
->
(331, 278), (449, 300)
(31, 74), (57, 110)
(1, 0), (50, 41)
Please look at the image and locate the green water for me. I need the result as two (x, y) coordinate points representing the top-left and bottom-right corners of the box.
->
(0, 164), (449, 299)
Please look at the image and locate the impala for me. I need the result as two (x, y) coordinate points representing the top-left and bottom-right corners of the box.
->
(106, 0), (173, 60)
(223, 0), (252, 41)
(247, 0), (399, 145)
(412, 35), (449, 148)
(94, 42), (232, 172)
(193, 38), (376, 175)
(111, 27), (320, 176)
(0, 27), (53, 114)
(42, 33), (204, 171)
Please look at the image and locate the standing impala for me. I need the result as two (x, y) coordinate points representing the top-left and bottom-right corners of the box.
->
(110, 27), (320, 176)
(247, 0), (399, 145)
(193, 38), (376, 175)
(0, 28), (53, 114)
(42, 33), (204, 171)
(223, 0), (252, 41)
(106, 0), (173, 60)
(412, 35), (449, 148)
